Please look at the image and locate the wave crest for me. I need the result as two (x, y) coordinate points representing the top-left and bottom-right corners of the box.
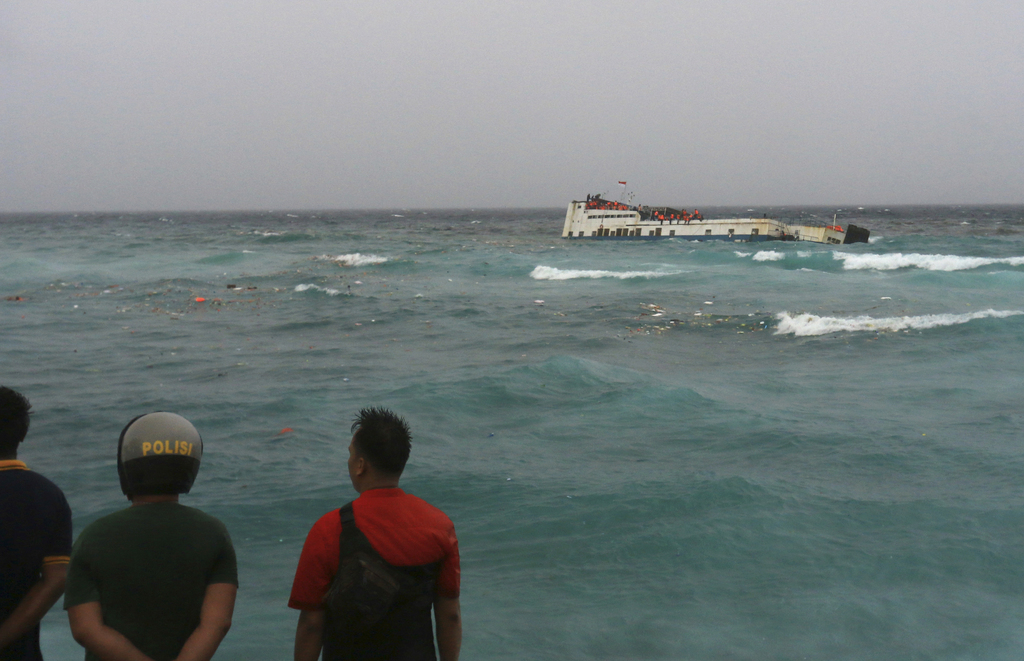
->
(317, 253), (388, 267)
(834, 252), (1024, 271)
(774, 309), (1024, 336)
(530, 266), (680, 280)
(295, 284), (341, 296)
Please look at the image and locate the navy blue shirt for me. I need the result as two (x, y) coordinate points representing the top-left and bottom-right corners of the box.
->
(0, 460), (72, 661)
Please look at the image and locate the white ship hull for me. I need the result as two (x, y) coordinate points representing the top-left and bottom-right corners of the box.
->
(561, 200), (868, 245)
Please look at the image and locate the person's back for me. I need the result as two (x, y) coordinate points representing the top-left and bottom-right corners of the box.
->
(290, 407), (461, 661)
(65, 503), (233, 658)
(64, 412), (237, 661)
(0, 387), (71, 661)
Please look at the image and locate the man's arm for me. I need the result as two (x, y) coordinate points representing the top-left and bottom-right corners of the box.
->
(294, 609), (325, 661)
(67, 602), (154, 661)
(174, 583), (236, 661)
(0, 563), (67, 651)
(434, 596), (461, 661)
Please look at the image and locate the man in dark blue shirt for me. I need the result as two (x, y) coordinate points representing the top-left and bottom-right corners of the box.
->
(0, 387), (72, 661)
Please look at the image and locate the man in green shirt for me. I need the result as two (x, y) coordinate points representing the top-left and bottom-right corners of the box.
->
(64, 412), (237, 661)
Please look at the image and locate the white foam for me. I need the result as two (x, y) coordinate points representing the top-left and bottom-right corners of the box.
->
(530, 266), (680, 280)
(752, 251), (785, 262)
(318, 253), (389, 267)
(733, 251), (752, 257)
(295, 284), (341, 296)
(833, 252), (1024, 271)
(774, 309), (1024, 337)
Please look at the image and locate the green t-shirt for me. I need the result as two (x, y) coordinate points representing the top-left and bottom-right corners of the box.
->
(64, 502), (237, 661)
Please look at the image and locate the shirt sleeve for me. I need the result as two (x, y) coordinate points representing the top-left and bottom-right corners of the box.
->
(63, 528), (99, 609)
(435, 524), (460, 599)
(42, 488), (73, 566)
(288, 511), (341, 611)
(207, 521), (238, 586)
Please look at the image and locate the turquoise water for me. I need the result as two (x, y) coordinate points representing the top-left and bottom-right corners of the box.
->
(3, 206), (1024, 660)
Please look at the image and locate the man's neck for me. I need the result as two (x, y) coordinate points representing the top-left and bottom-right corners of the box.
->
(355, 476), (400, 493)
(130, 494), (180, 506)
(0, 452), (16, 461)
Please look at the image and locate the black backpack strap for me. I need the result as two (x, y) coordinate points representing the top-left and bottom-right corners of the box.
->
(338, 501), (373, 557)
(337, 501), (440, 591)
(325, 500), (443, 657)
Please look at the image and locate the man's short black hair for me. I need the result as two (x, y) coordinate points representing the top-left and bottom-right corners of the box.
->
(351, 407), (411, 476)
(0, 387), (32, 455)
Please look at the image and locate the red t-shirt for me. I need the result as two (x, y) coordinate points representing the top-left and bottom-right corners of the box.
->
(289, 488), (460, 611)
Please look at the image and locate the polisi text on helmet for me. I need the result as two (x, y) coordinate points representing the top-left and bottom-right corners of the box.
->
(142, 440), (197, 457)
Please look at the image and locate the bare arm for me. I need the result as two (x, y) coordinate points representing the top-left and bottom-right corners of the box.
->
(67, 602), (154, 661)
(0, 563), (67, 651)
(174, 583), (236, 661)
(434, 596), (461, 661)
(294, 609), (325, 661)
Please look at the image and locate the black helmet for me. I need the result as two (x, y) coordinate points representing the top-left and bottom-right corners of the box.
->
(117, 412), (203, 496)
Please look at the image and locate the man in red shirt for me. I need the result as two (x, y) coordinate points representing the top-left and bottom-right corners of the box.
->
(290, 407), (461, 661)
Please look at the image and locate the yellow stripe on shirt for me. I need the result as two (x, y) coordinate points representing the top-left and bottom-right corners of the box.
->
(42, 555), (71, 565)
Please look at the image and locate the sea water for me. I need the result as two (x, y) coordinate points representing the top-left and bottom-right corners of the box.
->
(3, 206), (1024, 660)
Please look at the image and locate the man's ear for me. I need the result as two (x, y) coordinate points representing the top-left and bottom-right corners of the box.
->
(352, 455), (367, 476)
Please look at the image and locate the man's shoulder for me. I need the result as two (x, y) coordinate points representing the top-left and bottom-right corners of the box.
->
(0, 469), (71, 532)
(78, 504), (137, 533)
(0, 464), (67, 498)
(316, 506), (342, 521)
(404, 493), (452, 520)
(307, 507), (342, 536)
(373, 490), (455, 530)
(73, 507), (127, 549)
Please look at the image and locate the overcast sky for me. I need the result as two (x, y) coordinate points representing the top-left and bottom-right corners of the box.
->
(2, 0), (1022, 211)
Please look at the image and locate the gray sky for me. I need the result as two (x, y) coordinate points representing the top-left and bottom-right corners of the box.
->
(2, 0), (1022, 211)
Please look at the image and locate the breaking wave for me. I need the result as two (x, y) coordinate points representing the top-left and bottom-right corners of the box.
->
(774, 309), (1024, 336)
(834, 252), (1024, 271)
(752, 251), (786, 262)
(295, 284), (341, 296)
(530, 266), (681, 280)
(317, 253), (389, 267)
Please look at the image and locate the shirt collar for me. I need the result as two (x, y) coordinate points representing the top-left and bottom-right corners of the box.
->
(0, 460), (28, 471)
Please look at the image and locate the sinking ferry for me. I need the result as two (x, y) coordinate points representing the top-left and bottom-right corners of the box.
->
(562, 196), (870, 244)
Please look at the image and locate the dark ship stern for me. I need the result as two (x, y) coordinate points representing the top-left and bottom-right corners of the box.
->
(843, 224), (870, 244)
